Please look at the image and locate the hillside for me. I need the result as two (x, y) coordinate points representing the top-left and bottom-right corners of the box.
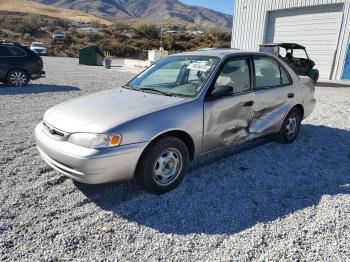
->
(32, 0), (233, 29)
(0, 0), (113, 25)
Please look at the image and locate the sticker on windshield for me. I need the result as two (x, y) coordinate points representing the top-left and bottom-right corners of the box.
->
(187, 62), (211, 72)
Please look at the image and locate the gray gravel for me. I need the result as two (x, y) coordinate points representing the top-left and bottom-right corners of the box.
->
(1, 57), (350, 261)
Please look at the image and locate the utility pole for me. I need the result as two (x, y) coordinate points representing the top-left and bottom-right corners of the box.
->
(159, 26), (164, 51)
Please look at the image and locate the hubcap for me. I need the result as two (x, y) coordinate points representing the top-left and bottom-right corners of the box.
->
(10, 71), (27, 87)
(153, 148), (183, 186)
(285, 115), (297, 136)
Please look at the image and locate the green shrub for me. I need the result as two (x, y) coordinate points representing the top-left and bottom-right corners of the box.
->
(84, 33), (104, 43)
(16, 15), (42, 35)
(134, 24), (159, 40)
(98, 39), (143, 58)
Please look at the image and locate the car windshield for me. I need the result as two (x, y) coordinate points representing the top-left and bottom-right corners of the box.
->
(32, 43), (44, 47)
(128, 56), (220, 97)
(54, 31), (65, 35)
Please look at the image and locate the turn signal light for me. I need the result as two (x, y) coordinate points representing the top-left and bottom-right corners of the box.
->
(111, 135), (122, 145)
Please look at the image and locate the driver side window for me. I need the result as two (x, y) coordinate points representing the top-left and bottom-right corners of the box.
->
(214, 58), (251, 95)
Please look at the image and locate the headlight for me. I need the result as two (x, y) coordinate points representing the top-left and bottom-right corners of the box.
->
(68, 133), (122, 149)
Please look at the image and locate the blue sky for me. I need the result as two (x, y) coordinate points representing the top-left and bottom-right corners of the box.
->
(180, 0), (235, 15)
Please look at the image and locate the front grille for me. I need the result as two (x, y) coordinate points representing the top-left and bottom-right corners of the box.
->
(43, 122), (64, 137)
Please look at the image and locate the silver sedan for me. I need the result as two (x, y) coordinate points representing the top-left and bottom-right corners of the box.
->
(35, 49), (316, 194)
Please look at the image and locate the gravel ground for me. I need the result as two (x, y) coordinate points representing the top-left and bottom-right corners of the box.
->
(1, 57), (350, 261)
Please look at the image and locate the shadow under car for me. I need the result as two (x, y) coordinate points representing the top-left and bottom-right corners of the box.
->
(0, 84), (80, 95)
(74, 124), (350, 235)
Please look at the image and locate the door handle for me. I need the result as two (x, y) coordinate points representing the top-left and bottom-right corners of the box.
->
(244, 101), (254, 107)
(288, 93), (294, 98)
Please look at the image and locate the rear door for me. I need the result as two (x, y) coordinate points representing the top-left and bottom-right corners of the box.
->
(0, 46), (10, 80)
(249, 55), (295, 136)
(203, 56), (255, 152)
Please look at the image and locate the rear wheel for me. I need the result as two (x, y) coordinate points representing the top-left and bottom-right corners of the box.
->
(276, 107), (302, 144)
(136, 136), (189, 194)
(6, 69), (29, 87)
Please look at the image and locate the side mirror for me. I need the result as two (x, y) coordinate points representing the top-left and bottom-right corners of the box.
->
(211, 85), (233, 97)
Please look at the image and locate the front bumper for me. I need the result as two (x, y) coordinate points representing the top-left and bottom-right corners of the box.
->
(53, 37), (67, 42)
(32, 49), (48, 55)
(34, 122), (147, 184)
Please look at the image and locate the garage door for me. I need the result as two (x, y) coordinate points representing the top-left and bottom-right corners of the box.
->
(265, 4), (343, 79)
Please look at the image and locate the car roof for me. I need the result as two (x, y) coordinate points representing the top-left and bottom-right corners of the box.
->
(0, 42), (23, 47)
(260, 43), (306, 50)
(171, 48), (256, 59)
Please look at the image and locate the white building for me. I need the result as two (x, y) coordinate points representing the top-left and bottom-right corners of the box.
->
(231, 0), (350, 80)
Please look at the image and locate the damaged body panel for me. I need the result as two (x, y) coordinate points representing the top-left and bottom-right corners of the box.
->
(250, 101), (291, 136)
(204, 92), (254, 151)
(249, 85), (295, 136)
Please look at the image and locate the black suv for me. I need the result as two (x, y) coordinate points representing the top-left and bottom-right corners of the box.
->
(0, 43), (45, 87)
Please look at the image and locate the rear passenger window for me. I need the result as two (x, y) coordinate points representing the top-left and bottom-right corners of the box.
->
(254, 57), (291, 89)
(0, 46), (10, 57)
(7, 47), (27, 57)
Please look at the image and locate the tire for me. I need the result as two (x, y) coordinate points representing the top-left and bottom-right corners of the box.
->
(309, 69), (319, 84)
(136, 136), (189, 194)
(276, 107), (302, 144)
(6, 69), (29, 87)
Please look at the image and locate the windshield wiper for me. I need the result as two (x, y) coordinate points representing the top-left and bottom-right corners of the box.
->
(139, 87), (173, 96)
(122, 83), (137, 90)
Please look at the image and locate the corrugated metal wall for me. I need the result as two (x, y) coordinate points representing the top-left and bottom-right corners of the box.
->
(231, 0), (350, 80)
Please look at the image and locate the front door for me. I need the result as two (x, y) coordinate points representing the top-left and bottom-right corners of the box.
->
(203, 57), (254, 152)
(342, 44), (350, 80)
(249, 55), (295, 137)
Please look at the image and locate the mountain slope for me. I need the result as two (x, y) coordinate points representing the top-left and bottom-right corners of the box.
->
(32, 0), (233, 29)
(0, 0), (113, 25)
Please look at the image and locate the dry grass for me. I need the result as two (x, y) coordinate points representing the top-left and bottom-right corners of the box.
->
(0, 0), (113, 25)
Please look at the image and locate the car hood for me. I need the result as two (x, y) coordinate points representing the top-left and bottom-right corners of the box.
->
(44, 88), (187, 133)
(32, 47), (46, 50)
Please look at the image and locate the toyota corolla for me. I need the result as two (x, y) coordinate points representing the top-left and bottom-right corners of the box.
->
(35, 49), (316, 194)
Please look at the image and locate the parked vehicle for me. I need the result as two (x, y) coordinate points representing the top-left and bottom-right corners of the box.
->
(23, 33), (32, 40)
(35, 49), (316, 194)
(0, 43), (45, 87)
(53, 30), (67, 42)
(30, 42), (48, 56)
(259, 43), (319, 83)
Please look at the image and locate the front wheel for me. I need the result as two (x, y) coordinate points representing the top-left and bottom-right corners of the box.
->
(276, 107), (302, 144)
(136, 136), (189, 194)
(6, 69), (29, 87)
